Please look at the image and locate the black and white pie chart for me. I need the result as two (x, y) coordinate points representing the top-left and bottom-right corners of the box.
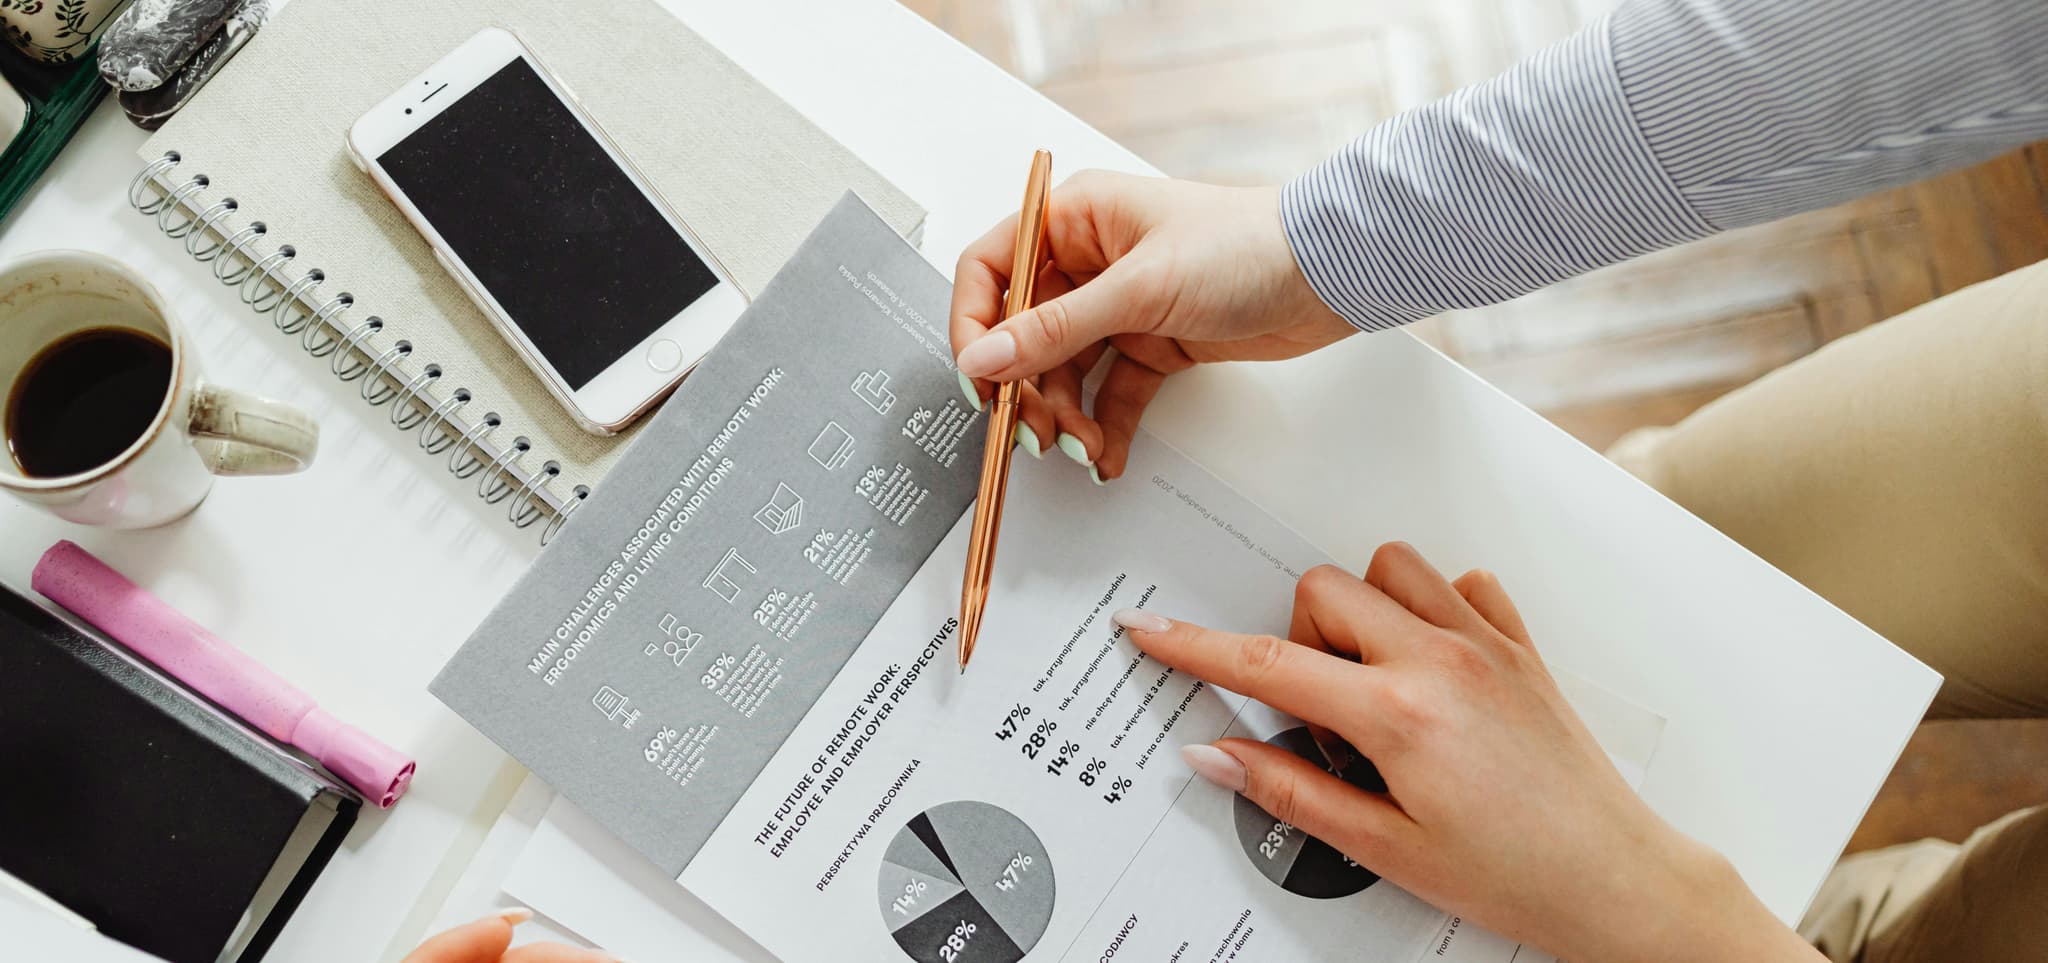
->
(1231, 726), (1385, 899)
(878, 801), (1055, 963)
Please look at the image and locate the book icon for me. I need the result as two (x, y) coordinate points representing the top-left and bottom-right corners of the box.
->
(808, 422), (855, 471)
(754, 483), (805, 535)
(852, 369), (897, 414)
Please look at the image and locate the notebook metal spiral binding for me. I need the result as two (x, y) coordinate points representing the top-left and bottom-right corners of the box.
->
(129, 152), (589, 544)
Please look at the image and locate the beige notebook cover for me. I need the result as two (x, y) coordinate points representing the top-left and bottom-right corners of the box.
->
(133, 0), (926, 522)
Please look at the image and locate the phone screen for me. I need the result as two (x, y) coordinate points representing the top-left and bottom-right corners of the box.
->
(377, 58), (719, 390)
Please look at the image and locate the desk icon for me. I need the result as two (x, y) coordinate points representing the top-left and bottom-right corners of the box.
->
(808, 422), (855, 470)
(852, 368), (896, 414)
(703, 548), (758, 604)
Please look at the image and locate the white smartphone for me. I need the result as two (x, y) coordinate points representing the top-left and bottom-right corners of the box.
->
(345, 27), (746, 434)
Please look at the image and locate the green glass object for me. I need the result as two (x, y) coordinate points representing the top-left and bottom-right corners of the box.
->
(0, 43), (111, 228)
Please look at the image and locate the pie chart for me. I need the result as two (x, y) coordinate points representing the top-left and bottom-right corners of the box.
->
(878, 801), (1055, 963)
(1231, 726), (1384, 899)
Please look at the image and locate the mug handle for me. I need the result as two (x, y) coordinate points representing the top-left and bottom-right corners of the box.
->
(187, 381), (320, 476)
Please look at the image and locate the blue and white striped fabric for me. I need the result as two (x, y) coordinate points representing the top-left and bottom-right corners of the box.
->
(1280, 0), (2048, 332)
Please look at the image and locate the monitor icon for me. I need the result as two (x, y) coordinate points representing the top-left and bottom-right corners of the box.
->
(808, 422), (855, 471)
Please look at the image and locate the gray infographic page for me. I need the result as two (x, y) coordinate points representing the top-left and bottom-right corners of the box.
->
(432, 195), (985, 873)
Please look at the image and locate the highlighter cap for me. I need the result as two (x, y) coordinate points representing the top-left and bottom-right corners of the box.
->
(291, 707), (415, 808)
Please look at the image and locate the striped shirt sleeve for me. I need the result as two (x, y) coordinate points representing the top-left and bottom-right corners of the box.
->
(1280, 0), (2048, 332)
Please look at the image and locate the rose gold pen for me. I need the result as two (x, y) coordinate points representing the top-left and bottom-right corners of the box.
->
(960, 149), (1053, 672)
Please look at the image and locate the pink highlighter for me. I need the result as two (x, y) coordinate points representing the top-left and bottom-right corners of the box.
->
(33, 540), (414, 808)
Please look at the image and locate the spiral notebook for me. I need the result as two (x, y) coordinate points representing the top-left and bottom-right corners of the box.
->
(125, 0), (926, 543)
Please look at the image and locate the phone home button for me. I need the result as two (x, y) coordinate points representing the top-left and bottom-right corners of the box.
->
(646, 339), (684, 372)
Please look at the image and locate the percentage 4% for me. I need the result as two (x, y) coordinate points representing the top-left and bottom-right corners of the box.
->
(1102, 776), (1133, 804)
(993, 851), (1035, 892)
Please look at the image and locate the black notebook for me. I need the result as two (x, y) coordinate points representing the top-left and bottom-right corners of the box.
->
(0, 583), (361, 963)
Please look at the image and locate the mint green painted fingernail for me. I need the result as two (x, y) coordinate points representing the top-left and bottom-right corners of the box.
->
(1014, 422), (1042, 458)
(1056, 432), (1091, 466)
(1089, 464), (1105, 486)
(957, 371), (983, 412)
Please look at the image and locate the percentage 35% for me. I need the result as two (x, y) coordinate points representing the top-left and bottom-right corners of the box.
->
(699, 652), (738, 690)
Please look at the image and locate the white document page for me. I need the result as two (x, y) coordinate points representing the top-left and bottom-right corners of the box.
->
(507, 437), (1661, 963)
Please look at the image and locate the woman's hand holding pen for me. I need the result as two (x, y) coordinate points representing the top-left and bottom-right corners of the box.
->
(402, 909), (617, 963)
(1110, 544), (1826, 963)
(947, 171), (1351, 482)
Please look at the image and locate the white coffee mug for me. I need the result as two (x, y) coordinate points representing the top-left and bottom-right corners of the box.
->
(0, 250), (317, 528)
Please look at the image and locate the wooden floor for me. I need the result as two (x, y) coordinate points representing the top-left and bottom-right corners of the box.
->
(905, 0), (2048, 857)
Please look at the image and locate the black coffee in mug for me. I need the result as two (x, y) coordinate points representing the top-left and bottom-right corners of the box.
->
(5, 327), (174, 478)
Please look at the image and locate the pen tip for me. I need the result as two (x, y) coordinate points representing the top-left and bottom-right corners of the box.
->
(957, 604), (981, 674)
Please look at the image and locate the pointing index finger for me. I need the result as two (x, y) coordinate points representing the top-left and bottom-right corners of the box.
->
(1112, 609), (1389, 752)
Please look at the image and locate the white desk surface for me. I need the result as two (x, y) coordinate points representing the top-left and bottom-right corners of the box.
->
(0, 1), (1935, 960)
